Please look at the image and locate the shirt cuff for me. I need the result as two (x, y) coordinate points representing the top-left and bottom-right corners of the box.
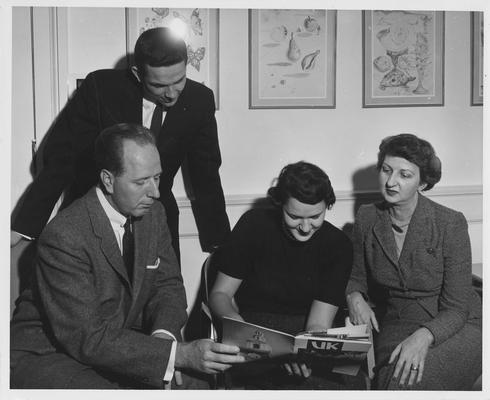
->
(151, 329), (177, 382)
(13, 231), (34, 241)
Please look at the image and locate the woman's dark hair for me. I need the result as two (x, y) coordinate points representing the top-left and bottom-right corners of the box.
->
(377, 133), (441, 191)
(267, 161), (336, 208)
(94, 123), (155, 176)
(134, 27), (188, 76)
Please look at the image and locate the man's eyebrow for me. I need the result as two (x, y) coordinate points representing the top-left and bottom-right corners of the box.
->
(149, 75), (185, 86)
(132, 172), (161, 180)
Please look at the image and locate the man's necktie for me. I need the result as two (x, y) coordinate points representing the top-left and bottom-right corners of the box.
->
(150, 103), (164, 138)
(122, 218), (134, 281)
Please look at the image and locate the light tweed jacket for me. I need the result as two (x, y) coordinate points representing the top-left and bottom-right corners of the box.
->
(346, 194), (481, 346)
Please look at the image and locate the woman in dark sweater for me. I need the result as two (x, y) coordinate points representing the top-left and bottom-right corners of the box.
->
(209, 161), (358, 389)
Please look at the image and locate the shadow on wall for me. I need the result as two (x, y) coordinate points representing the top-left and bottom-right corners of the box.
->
(12, 52), (130, 221)
(342, 163), (382, 239)
(10, 54), (131, 316)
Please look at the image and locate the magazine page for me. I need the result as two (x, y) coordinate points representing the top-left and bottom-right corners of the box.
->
(221, 317), (295, 361)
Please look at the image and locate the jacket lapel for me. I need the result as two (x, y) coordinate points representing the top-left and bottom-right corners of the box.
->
(372, 204), (400, 268)
(161, 80), (188, 134)
(131, 213), (152, 302)
(398, 194), (435, 276)
(86, 188), (131, 289)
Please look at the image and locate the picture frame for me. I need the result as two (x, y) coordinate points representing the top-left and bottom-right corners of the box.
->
(249, 9), (336, 109)
(471, 12), (483, 106)
(126, 8), (220, 108)
(363, 10), (444, 108)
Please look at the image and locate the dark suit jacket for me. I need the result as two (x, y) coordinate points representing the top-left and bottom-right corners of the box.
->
(346, 194), (481, 346)
(12, 69), (230, 251)
(11, 187), (188, 387)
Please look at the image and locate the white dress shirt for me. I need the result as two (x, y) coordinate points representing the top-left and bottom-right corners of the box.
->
(142, 98), (167, 130)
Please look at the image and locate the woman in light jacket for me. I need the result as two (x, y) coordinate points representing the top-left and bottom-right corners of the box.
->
(346, 133), (481, 390)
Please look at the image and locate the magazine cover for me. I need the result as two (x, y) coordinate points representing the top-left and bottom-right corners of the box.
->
(221, 317), (295, 360)
(221, 317), (371, 361)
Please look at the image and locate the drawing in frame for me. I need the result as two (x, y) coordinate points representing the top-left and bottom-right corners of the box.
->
(363, 10), (444, 107)
(471, 11), (483, 106)
(126, 7), (219, 108)
(249, 9), (336, 109)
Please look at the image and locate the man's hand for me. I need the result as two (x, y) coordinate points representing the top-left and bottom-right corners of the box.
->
(175, 339), (245, 374)
(174, 370), (183, 386)
(11, 231), (24, 248)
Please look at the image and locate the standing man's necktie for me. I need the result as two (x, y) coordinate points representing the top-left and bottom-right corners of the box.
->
(122, 218), (134, 281)
(150, 103), (164, 138)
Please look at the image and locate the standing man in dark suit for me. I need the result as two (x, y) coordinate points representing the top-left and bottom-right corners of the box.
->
(11, 27), (230, 260)
(10, 124), (244, 389)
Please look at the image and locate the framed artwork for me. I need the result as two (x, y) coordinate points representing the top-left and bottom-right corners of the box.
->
(363, 10), (444, 107)
(249, 9), (336, 109)
(126, 8), (220, 108)
(471, 12), (483, 106)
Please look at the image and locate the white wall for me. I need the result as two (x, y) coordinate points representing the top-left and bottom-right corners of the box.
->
(216, 10), (482, 196)
(11, 8), (483, 315)
(11, 7), (35, 211)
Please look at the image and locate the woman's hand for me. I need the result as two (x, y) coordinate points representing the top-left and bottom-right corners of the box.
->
(389, 327), (434, 387)
(346, 291), (379, 332)
(282, 362), (311, 379)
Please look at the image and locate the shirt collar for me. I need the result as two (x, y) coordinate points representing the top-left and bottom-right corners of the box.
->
(142, 97), (156, 112)
(142, 97), (168, 112)
(96, 186), (127, 228)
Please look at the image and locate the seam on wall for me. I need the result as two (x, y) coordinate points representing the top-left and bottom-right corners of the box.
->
(175, 185), (483, 208)
(176, 185), (483, 239)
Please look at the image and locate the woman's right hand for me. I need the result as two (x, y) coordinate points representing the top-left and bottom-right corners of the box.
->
(282, 362), (311, 379)
(346, 291), (379, 332)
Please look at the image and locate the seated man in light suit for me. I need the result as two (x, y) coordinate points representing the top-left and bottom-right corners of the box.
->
(10, 123), (244, 389)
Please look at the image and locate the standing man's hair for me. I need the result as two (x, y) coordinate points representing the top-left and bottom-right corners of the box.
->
(134, 27), (188, 76)
(94, 123), (155, 176)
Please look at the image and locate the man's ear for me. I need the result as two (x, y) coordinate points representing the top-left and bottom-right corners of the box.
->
(131, 66), (141, 82)
(100, 169), (115, 194)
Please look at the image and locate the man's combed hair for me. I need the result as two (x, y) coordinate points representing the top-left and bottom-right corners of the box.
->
(94, 123), (155, 176)
(134, 27), (188, 75)
(267, 161), (336, 208)
(377, 133), (442, 191)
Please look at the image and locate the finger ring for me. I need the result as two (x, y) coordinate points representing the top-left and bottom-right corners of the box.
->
(410, 366), (419, 371)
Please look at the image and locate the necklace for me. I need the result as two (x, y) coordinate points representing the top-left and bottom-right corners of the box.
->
(391, 222), (409, 233)
(389, 209), (412, 233)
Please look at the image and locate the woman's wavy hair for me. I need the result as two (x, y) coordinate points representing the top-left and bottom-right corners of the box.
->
(267, 161), (336, 208)
(377, 133), (442, 191)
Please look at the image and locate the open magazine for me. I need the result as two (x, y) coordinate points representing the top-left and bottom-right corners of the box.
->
(221, 317), (372, 365)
